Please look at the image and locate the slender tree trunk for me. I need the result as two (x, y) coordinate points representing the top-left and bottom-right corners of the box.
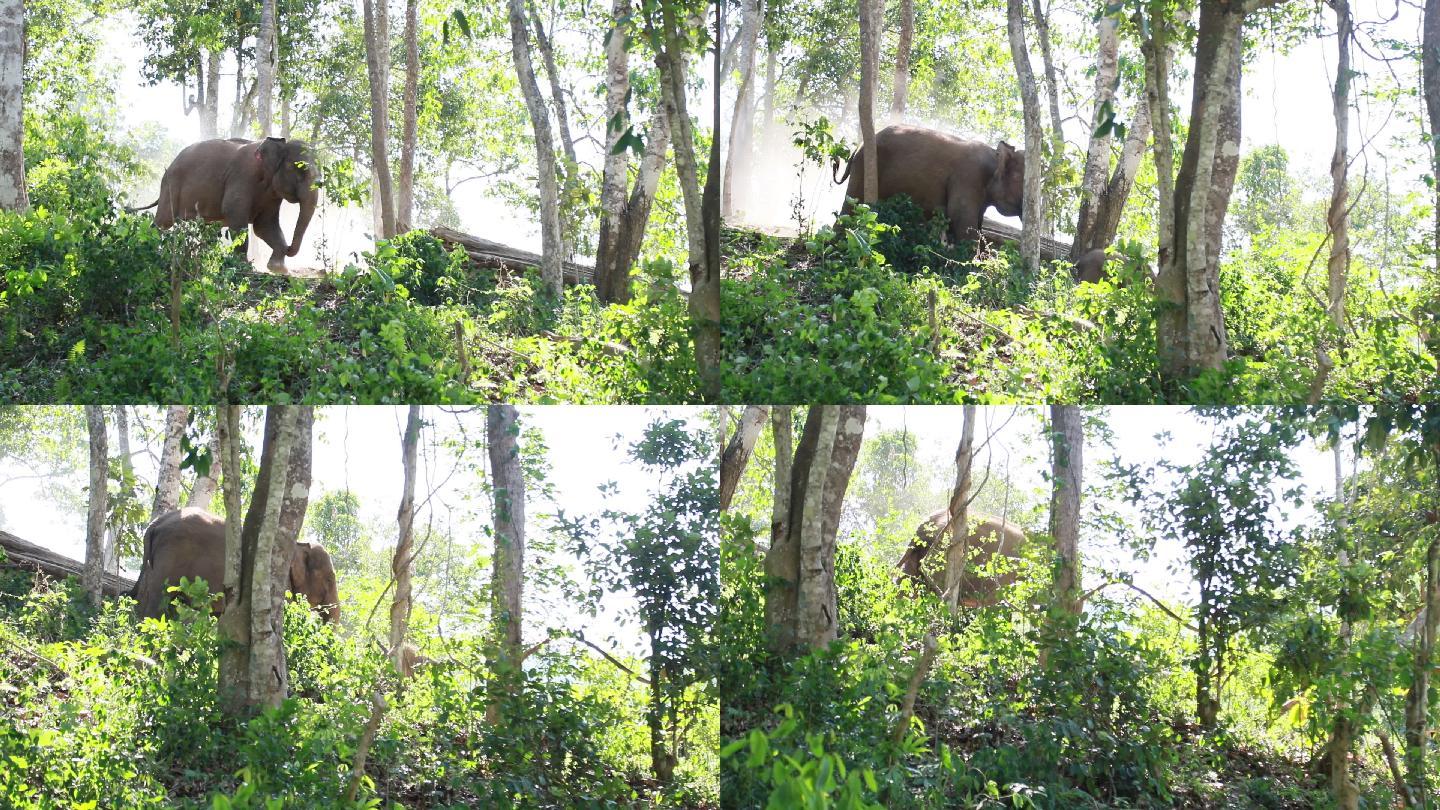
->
(530, 5), (578, 251)
(0, 0), (27, 212)
(612, 107), (671, 291)
(1329, 440), (1359, 810)
(199, 49), (221, 140)
(83, 407), (108, 609)
(361, 0), (397, 239)
(1404, 532), (1440, 801)
(856, 0), (883, 202)
(1088, 99), (1150, 252)
(391, 406), (421, 675)
(487, 405), (526, 722)
(761, 46), (778, 152)
(595, 0), (633, 303)
(701, 2), (723, 401)
(153, 405), (188, 521)
(1326, 0), (1351, 333)
(769, 406), (793, 550)
(107, 406), (132, 575)
(510, 0), (564, 294)
(1423, 0), (1439, 275)
(1030, 0), (1065, 190)
(890, 0), (914, 121)
(1143, 18), (1181, 377)
(215, 404), (244, 696)
(257, 0), (277, 134)
(398, 0), (420, 231)
(1007, 0), (1044, 272)
(1072, 13), (1120, 258)
(1047, 405), (1082, 621)
(942, 406), (975, 611)
(720, 406), (770, 511)
(723, 0), (761, 218)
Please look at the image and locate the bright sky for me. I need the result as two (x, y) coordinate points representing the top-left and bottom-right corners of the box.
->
(96, 10), (718, 264)
(855, 406), (1335, 609)
(0, 406), (712, 657)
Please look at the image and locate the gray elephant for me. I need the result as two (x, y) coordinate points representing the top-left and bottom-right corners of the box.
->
(132, 507), (340, 624)
(1073, 248), (1110, 284)
(896, 507), (1026, 606)
(133, 137), (318, 273)
(835, 125), (1025, 244)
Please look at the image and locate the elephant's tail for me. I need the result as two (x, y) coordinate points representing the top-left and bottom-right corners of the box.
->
(832, 150), (858, 185)
(125, 199), (159, 213)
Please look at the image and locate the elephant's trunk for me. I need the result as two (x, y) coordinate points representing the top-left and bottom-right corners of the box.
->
(288, 186), (317, 258)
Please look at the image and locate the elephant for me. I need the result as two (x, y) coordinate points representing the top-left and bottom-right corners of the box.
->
(131, 508), (340, 624)
(1073, 248), (1111, 284)
(132, 137), (319, 273)
(896, 507), (1026, 607)
(834, 124), (1026, 245)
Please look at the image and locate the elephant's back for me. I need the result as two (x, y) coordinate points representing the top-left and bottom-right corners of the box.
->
(969, 513), (1025, 555)
(141, 508), (227, 600)
(169, 139), (247, 172)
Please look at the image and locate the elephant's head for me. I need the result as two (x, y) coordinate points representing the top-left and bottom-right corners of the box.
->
(257, 137), (319, 258)
(989, 142), (1025, 218)
(290, 541), (340, 624)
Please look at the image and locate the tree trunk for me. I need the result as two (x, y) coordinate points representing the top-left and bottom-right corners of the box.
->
(199, 49), (221, 140)
(391, 406), (421, 675)
(769, 406), (793, 551)
(487, 405), (526, 721)
(215, 405), (244, 696)
(83, 407), (108, 609)
(856, 0), (883, 203)
(1030, 0), (1065, 184)
(942, 406), (976, 611)
(187, 429), (222, 511)
(609, 106), (672, 301)
(509, 0), (565, 294)
(890, 0), (913, 121)
(1326, 0), (1351, 333)
(153, 405), (188, 521)
(108, 406), (132, 575)
(530, 4), (578, 254)
(720, 406), (770, 511)
(595, 0), (633, 303)
(1087, 99), (1150, 252)
(1404, 532), (1439, 801)
(0, 0), (27, 212)
(723, 0), (762, 218)
(218, 406), (310, 717)
(398, 0), (420, 231)
(361, 0), (397, 239)
(1007, 0), (1045, 272)
(1423, 0), (1439, 276)
(1072, 13), (1120, 258)
(761, 46), (778, 152)
(1328, 439), (1359, 810)
(257, 0), (277, 135)
(1144, 16), (1182, 378)
(1048, 405), (1082, 621)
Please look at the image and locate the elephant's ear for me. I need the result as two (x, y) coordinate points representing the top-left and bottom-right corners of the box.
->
(996, 141), (1015, 170)
(259, 137), (287, 176)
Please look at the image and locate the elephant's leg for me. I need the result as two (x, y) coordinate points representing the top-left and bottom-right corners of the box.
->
(252, 208), (290, 272)
(946, 185), (985, 245)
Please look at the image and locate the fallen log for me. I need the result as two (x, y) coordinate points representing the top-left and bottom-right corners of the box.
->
(978, 218), (1071, 264)
(0, 530), (135, 597)
(429, 226), (596, 286)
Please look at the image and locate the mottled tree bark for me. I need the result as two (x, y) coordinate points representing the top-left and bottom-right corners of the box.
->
(942, 406), (975, 611)
(398, 0), (420, 231)
(856, 0), (883, 202)
(1007, 0), (1045, 271)
(769, 406), (793, 551)
(391, 406), (421, 676)
(723, 0), (762, 217)
(0, 0), (27, 212)
(153, 406), (188, 521)
(487, 405), (526, 721)
(1048, 405), (1082, 620)
(720, 405), (770, 511)
(595, 0), (633, 302)
(1423, 0), (1439, 276)
(257, 0), (277, 134)
(1072, 14), (1120, 258)
(187, 429), (222, 511)
(1325, 0), (1352, 333)
(84, 407), (108, 608)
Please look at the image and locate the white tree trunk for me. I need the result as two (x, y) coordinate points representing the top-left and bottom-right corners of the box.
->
(257, 0), (277, 135)
(186, 430), (222, 511)
(720, 406), (770, 511)
(1326, 0), (1351, 332)
(153, 405), (188, 521)
(1031, 0), (1065, 165)
(1073, 14), (1119, 257)
(509, 0), (565, 294)
(0, 0), (27, 212)
(398, 0), (419, 231)
(890, 0), (913, 121)
(1007, 0), (1045, 272)
(84, 407), (108, 608)
(723, 0), (762, 217)
(391, 406), (421, 674)
(201, 49), (222, 140)
(361, 0), (397, 239)
(856, 0), (883, 202)
(595, 0), (633, 302)
(796, 407), (838, 649)
(1048, 405), (1082, 618)
(107, 406), (132, 575)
